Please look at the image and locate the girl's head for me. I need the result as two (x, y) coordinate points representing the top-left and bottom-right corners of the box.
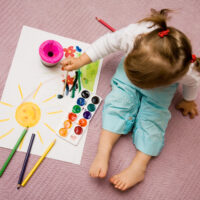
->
(124, 9), (196, 89)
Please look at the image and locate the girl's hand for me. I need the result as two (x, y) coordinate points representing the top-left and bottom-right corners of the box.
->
(61, 57), (82, 71)
(60, 53), (92, 71)
(175, 99), (198, 119)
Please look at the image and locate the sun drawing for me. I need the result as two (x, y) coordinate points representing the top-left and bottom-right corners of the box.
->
(0, 83), (63, 149)
(15, 102), (41, 127)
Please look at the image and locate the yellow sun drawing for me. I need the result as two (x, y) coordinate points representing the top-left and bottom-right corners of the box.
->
(0, 83), (63, 149)
(15, 102), (41, 127)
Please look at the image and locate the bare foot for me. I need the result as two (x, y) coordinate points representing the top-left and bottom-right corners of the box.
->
(110, 161), (146, 191)
(89, 152), (109, 178)
(89, 129), (121, 178)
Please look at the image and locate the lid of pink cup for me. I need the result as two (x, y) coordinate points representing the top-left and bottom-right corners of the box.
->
(39, 40), (64, 64)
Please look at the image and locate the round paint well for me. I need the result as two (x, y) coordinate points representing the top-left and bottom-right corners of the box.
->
(91, 96), (100, 104)
(77, 97), (86, 106)
(68, 112), (77, 121)
(59, 128), (67, 137)
(83, 111), (92, 119)
(74, 126), (83, 135)
(79, 118), (87, 127)
(81, 90), (90, 99)
(57, 94), (63, 99)
(72, 105), (81, 114)
(87, 104), (96, 112)
(64, 120), (72, 129)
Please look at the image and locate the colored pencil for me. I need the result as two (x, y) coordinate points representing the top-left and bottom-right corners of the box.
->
(95, 17), (116, 32)
(0, 127), (28, 177)
(21, 139), (56, 187)
(17, 133), (35, 189)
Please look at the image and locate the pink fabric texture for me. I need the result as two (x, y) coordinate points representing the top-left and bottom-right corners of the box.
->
(0, 1), (200, 200)
(39, 40), (63, 64)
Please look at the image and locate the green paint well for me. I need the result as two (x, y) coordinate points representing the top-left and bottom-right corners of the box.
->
(87, 104), (96, 112)
(72, 105), (81, 113)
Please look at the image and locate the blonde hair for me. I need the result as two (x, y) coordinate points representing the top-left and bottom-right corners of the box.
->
(124, 9), (194, 89)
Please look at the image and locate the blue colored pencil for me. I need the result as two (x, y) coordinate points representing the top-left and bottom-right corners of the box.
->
(17, 133), (35, 189)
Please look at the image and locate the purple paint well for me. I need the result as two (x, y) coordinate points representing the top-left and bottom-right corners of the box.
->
(83, 111), (91, 119)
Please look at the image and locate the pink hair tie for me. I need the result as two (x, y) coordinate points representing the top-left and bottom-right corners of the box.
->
(158, 29), (170, 38)
(191, 54), (196, 63)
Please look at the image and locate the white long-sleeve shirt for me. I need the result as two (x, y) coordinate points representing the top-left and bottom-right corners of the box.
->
(85, 22), (200, 101)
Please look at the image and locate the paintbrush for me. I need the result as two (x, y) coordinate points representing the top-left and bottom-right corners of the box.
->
(57, 71), (68, 99)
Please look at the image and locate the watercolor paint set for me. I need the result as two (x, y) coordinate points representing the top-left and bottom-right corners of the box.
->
(58, 89), (102, 145)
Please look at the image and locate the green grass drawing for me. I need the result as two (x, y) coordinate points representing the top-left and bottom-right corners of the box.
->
(80, 60), (100, 92)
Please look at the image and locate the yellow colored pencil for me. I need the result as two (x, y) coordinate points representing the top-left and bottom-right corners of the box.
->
(21, 139), (56, 187)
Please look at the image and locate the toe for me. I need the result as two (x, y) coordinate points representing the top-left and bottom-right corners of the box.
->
(90, 172), (96, 178)
(109, 176), (115, 184)
(121, 184), (127, 191)
(89, 168), (98, 178)
(118, 182), (125, 190)
(89, 168), (96, 177)
(110, 175), (119, 184)
(114, 177), (121, 185)
(99, 169), (106, 178)
(89, 169), (93, 177)
(115, 179), (123, 189)
(93, 169), (100, 177)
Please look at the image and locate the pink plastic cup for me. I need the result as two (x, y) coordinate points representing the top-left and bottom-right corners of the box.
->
(39, 40), (64, 67)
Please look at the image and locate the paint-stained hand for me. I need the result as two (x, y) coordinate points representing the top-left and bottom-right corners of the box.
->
(61, 57), (82, 71)
(60, 53), (92, 71)
(175, 99), (198, 119)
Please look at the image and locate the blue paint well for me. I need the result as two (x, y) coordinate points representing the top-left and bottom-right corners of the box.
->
(77, 97), (86, 106)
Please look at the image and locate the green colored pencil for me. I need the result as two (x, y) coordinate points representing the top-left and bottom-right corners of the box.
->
(0, 127), (28, 177)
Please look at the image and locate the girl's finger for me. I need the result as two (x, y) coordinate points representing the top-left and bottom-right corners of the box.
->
(183, 110), (188, 116)
(195, 109), (199, 116)
(64, 65), (75, 71)
(175, 104), (181, 110)
(189, 111), (195, 119)
(61, 58), (71, 65)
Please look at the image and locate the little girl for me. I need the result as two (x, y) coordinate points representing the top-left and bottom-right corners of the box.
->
(61, 9), (200, 191)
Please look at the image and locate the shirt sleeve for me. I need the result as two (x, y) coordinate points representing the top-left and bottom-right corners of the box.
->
(85, 22), (154, 62)
(179, 64), (200, 101)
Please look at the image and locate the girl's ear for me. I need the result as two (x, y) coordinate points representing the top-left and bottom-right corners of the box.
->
(195, 57), (200, 72)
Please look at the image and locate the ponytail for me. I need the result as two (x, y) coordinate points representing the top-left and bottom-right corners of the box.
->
(139, 8), (173, 30)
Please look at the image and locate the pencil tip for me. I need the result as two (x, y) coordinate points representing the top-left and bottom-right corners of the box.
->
(95, 17), (99, 20)
(17, 185), (21, 189)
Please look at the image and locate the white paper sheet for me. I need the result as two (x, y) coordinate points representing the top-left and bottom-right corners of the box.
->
(0, 26), (103, 165)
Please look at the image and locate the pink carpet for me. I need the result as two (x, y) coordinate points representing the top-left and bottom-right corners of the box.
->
(0, 0), (200, 199)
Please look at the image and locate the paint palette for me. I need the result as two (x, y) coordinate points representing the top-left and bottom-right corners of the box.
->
(57, 89), (102, 145)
